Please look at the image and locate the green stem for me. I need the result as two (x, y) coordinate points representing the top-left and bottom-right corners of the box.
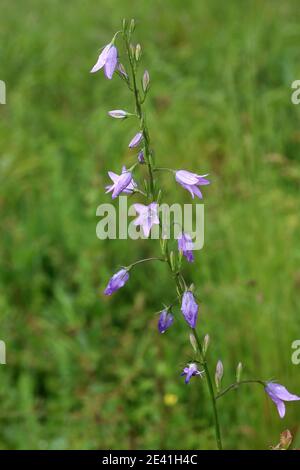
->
(124, 37), (155, 199)
(216, 380), (265, 400)
(128, 257), (165, 269)
(193, 329), (223, 450)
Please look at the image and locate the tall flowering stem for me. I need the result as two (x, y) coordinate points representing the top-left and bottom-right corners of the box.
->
(92, 18), (300, 450)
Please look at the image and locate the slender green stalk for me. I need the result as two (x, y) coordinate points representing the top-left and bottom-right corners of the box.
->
(124, 35), (155, 199)
(216, 379), (265, 400)
(122, 26), (223, 451)
(193, 329), (223, 450)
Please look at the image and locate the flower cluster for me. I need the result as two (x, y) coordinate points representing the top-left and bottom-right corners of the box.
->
(91, 19), (300, 448)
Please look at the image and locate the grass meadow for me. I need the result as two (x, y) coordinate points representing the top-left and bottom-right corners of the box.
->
(1, 0), (300, 449)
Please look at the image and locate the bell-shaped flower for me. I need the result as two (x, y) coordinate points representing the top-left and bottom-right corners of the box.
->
(265, 382), (300, 418)
(91, 43), (118, 79)
(129, 131), (143, 148)
(104, 268), (129, 296)
(175, 170), (210, 199)
(158, 309), (174, 334)
(181, 291), (198, 328)
(178, 232), (194, 263)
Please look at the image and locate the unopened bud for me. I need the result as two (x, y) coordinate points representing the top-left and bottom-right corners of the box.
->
(142, 70), (150, 92)
(129, 18), (135, 34)
(122, 18), (127, 32)
(202, 334), (210, 356)
(135, 43), (142, 61)
(108, 109), (128, 119)
(169, 251), (176, 271)
(137, 149), (145, 163)
(236, 362), (242, 383)
(189, 333), (197, 353)
(215, 360), (224, 391)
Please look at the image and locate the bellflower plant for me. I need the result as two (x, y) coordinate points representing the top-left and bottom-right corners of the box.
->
(93, 19), (300, 449)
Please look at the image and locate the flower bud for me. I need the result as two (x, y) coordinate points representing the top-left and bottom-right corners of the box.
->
(215, 360), (223, 391)
(122, 18), (127, 32)
(236, 362), (242, 383)
(130, 43), (135, 58)
(129, 18), (135, 34)
(169, 251), (176, 271)
(202, 334), (210, 356)
(135, 43), (142, 61)
(137, 149), (145, 163)
(108, 109), (128, 119)
(189, 333), (197, 353)
(142, 70), (150, 92)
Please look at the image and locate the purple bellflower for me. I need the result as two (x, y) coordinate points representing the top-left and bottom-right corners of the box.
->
(181, 291), (198, 328)
(265, 382), (300, 418)
(158, 309), (174, 334)
(104, 268), (129, 296)
(106, 166), (136, 199)
(133, 202), (159, 237)
(178, 232), (194, 263)
(91, 43), (118, 79)
(181, 363), (204, 384)
(129, 131), (143, 148)
(175, 170), (210, 199)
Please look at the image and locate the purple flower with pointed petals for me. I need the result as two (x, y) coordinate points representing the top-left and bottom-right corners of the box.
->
(129, 131), (143, 148)
(108, 110), (128, 119)
(106, 166), (136, 199)
(137, 150), (145, 164)
(181, 363), (204, 384)
(178, 232), (194, 263)
(91, 43), (118, 79)
(265, 382), (300, 418)
(104, 268), (129, 296)
(158, 310), (174, 334)
(181, 291), (198, 328)
(175, 170), (210, 199)
(133, 202), (159, 237)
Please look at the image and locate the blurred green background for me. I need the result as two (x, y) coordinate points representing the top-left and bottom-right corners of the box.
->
(1, 0), (300, 450)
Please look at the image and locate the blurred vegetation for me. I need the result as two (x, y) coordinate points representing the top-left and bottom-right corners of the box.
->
(1, 0), (300, 450)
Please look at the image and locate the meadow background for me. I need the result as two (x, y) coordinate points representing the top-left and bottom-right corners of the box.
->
(1, 0), (300, 450)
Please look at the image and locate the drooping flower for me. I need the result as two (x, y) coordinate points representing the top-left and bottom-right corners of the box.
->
(181, 363), (204, 384)
(265, 382), (300, 418)
(137, 150), (145, 164)
(90, 43), (118, 79)
(133, 202), (159, 237)
(158, 309), (174, 334)
(178, 232), (194, 263)
(175, 170), (210, 199)
(181, 291), (198, 328)
(106, 166), (136, 199)
(129, 131), (143, 148)
(108, 110), (128, 119)
(104, 268), (129, 296)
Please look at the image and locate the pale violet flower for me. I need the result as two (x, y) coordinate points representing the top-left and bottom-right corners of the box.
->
(106, 166), (136, 199)
(265, 382), (300, 418)
(175, 170), (210, 199)
(181, 363), (204, 384)
(133, 202), (159, 237)
(90, 43), (118, 79)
